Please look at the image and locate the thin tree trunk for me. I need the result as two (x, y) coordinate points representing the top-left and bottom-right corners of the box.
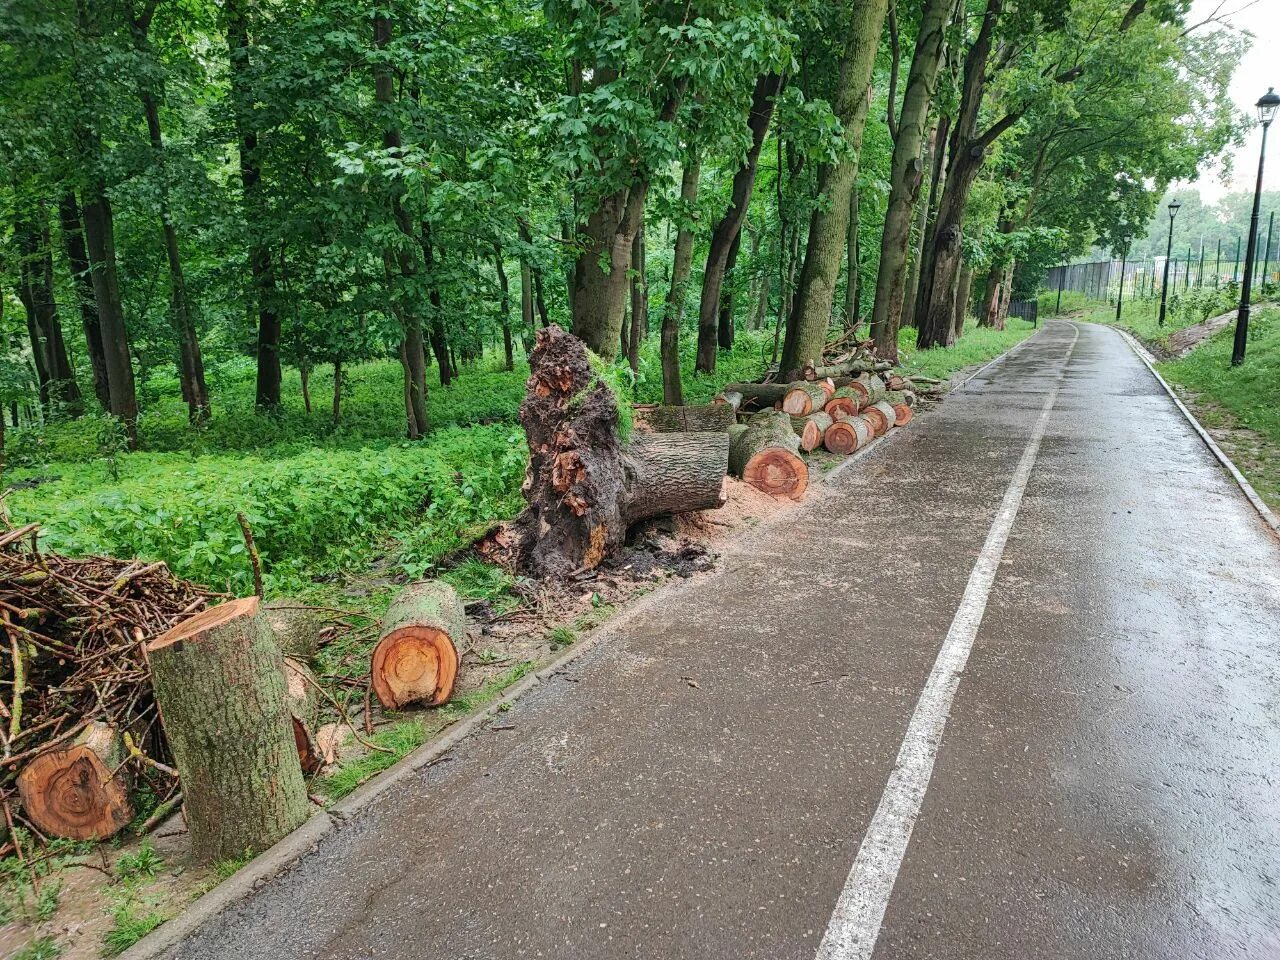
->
(628, 216), (646, 372)
(518, 224), (535, 342)
(661, 157), (700, 404)
(903, 120), (944, 329)
(697, 73), (782, 372)
(332, 358), (342, 425)
(844, 187), (860, 329)
(494, 244), (515, 371)
(374, 13), (428, 436)
(870, 0), (954, 356)
(225, 0), (281, 410)
(953, 263), (973, 340)
(419, 227), (453, 386)
(780, 0), (891, 376)
(131, 9), (208, 422)
(299, 362), (312, 413)
(717, 228), (741, 350)
(80, 192), (137, 442)
(57, 194), (109, 410)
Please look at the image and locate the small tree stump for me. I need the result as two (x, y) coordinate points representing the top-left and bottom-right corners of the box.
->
(370, 582), (464, 710)
(148, 596), (309, 864)
(16, 723), (133, 841)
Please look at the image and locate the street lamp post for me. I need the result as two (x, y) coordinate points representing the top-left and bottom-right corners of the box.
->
(1232, 87), (1280, 366)
(1115, 245), (1128, 324)
(1158, 199), (1181, 328)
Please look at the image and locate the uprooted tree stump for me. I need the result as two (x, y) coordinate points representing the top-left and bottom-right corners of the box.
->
(148, 596), (309, 864)
(501, 325), (728, 576)
(16, 722), (133, 841)
(370, 581), (463, 710)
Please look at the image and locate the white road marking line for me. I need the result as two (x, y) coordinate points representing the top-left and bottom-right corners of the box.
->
(816, 322), (1080, 960)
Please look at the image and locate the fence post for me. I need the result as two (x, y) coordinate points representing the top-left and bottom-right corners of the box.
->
(1215, 238), (1222, 288)
(1265, 211), (1275, 294)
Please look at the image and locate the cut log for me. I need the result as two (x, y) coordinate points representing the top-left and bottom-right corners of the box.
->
(882, 389), (916, 408)
(781, 381), (829, 416)
(264, 601), (328, 661)
(16, 723), (133, 841)
(147, 596), (309, 863)
(846, 414), (875, 449)
(284, 656), (322, 774)
(871, 399), (899, 431)
(504, 326), (730, 575)
(822, 418), (861, 455)
(790, 411), (833, 452)
(824, 386), (863, 419)
(721, 382), (789, 410)
(730, 409), (808, 500)
(712, 390), (743, 412)
(891, 402), (914, 426)
(802, 359), (894, 379)
(371, 581), (464, 710)
(633, 403), (737, 434)
(860, 403), (891, 437)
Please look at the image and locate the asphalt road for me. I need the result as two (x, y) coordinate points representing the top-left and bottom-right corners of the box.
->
(171, 320), (1280, 960)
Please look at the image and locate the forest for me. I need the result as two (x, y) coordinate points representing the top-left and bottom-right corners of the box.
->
(0, 0), (1243, 449)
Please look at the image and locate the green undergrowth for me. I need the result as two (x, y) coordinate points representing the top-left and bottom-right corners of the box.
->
(318, 661), (536, 800)
(1158, 305), (1280, 508)
(893, 316), (1040, 381)
(1078, 284), (1244, 349)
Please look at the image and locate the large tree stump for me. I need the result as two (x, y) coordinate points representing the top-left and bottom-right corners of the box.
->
(147, 596), (309, 864)
(633, 403), (737, 434)
(729, 409), (808, 500)
(505, 326), (729, 576)
(16, 722), (133, 841)
(370, 581), (464, 710)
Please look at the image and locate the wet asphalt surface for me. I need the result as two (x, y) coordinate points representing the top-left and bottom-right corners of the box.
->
(171, 320), (1280, 960)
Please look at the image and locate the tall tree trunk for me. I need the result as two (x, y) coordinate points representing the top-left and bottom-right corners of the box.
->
(870, 0), (954, 357)
(57, 194), (110, 410)
(660, 158), (700, 404)
(696, 73), (782, 372)
(628, 216), (647, 372)
(225, 0), (281, 410)
(494, 245), (515, 371)
(80, 192), (137, 441)
(903, 120), (944, 328)
(572, 186), (646, 359)
(15, 210), (82, 415)
(419, 227), (453, 386)
(978, 262), (1002, 328)
(131, 9), (209, 421)
(717, 228), (741, 350)
(373, 14), (428, 437)
(780, 0), (890, 376)
(844, 187), (860, 329)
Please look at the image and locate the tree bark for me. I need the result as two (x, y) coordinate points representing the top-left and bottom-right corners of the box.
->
(633, 403), (736, 434)
(57, 194), (110, 411)
(903, 119), (945, 328)
(954, 263), (974, 340)
(870, 0), (955, 357)
(148, 597), (309, 864)
(660, 157), (700, 405)
(225, 0), (282, 410)
(780, 0), (891, 376)
(371, 581), (464, 709)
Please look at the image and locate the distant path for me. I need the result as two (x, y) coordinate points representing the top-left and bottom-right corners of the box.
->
(1166, 306), (1239, 355)
(169, 320), (1280, 960)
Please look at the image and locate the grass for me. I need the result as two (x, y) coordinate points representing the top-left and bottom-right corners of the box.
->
(101, 898), (167, 957)
(13, 938), (62, 960)
(893, 315), (1040, 380)
(1158, 305), (1280, 508)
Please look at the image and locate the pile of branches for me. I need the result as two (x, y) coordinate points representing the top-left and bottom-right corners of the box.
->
(0, 521), (223, 843)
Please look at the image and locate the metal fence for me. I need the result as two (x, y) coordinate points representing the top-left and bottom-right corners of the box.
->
(1044, 235), (1279, 305)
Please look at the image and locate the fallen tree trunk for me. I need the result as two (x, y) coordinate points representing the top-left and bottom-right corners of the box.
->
(633, 403), (737, 434)
(790, 411), (832, 452)
(148, 596), (309, 864)
(802, 358), (893, 379)
(721, 382), (789, 410)
(503, 326), (729, 576)
(16, 722), (133, 841)
(729, 409), (808, 500)
(371, 581), (464, 710)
